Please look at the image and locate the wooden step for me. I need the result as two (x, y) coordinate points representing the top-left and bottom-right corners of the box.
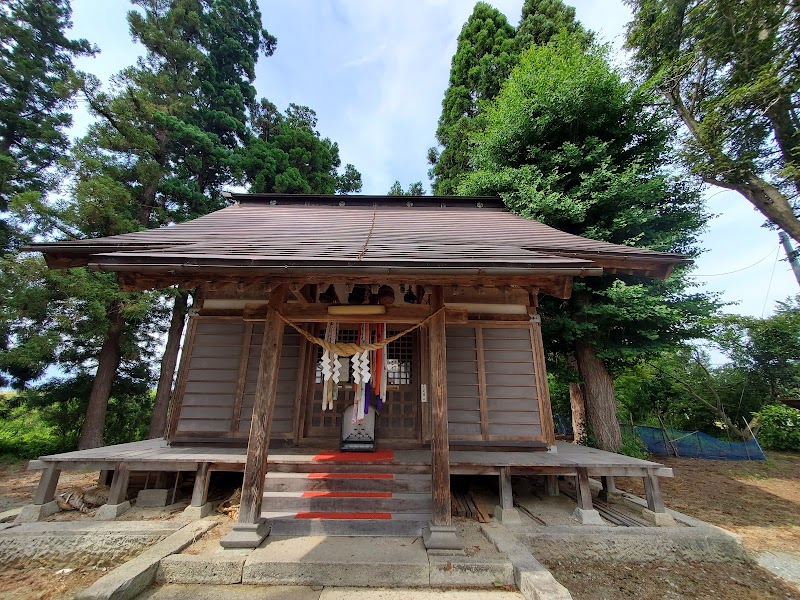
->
(264, 472), (431, 493)
(262, 491), (432, 513)
(262, 511), (431, 537)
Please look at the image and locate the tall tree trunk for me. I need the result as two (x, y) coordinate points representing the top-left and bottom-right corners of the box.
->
(148, 290), (189, 439)
(574, 340), (622, 452)
(78, 301), (125, 450)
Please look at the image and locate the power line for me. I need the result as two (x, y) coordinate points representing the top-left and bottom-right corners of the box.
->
(761, 245), (780, 318)
(687, 244), (780, 277)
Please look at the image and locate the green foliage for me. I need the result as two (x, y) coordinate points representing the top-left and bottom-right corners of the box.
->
(517, 0), (593, 50)
(0, 394), (68, 458)
(387, 181), (425, 196)
(243, 101), (362, 194)
(625, 0), (800, 240)
(461, 34), (717, 371)
(429, 2), (518, 195)
(754, 404), (800, 451)
(0, 0), (94, 251)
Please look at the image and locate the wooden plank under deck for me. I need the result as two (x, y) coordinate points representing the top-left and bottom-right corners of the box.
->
(29, 439), (673, 479)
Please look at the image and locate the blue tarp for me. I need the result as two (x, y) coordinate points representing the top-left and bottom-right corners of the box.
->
(622, 424), (766, 460)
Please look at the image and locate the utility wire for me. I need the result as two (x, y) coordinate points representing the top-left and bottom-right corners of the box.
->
(687, 244), (780, 277)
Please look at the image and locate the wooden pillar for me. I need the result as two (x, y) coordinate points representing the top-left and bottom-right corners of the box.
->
(423, 286), (461, 550)
(107, 465), (130, 505)
(191, 463), (211, 507)
(529, 294), (556, 447)
(499, 467), (513, 511)
(221, 284), (287, 548)
(544, 475), (560, 497)
(643, 470), (665, 513)
(599, 475), (617, 502)
(574, 468), (593, 511)
(33, 466), (61, 505)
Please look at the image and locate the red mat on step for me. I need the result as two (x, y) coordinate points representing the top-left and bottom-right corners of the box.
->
(308, 473), (393, 480)
(301, 491), (392, 498)
(312, 450), (394, 463)
(295, 511), (392, 520)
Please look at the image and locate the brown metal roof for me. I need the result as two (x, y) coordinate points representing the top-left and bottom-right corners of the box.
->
(28, 194), (689, 279)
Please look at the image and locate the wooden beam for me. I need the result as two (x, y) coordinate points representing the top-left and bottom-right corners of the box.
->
(115, 272), (578, 298)
(429, 286), (451, 527)
(599, 476), (617, 502)
(475, 327), (489, 441)
(290, 283), (316, 304)
(166, 316), (198, 441)
(530, 320), (556, 446)
(230, 322), (253, 434)
(237, 284), (288, 526)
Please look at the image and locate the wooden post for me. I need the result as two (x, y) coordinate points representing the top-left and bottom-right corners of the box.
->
(221, 284), (287, 548)
(191, 463), (211, 507)
(574, 468), (593, 511)
(569, 383), (587, 443)
(107, 465), (130, 505)
(33, 466), (61, 505)
(599, 475), (617, 502)
(544, 475), (560, 497)
(422, 286), (462, 550)
(529, 295), (556, 447)
(499, 466), (513, 511)
(643, 470), (665, 513)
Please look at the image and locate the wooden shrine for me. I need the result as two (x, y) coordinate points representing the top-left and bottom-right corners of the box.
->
(25, 194), (686, 548)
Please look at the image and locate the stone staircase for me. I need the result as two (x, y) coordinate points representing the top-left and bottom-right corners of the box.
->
(262, 470), (432, 536)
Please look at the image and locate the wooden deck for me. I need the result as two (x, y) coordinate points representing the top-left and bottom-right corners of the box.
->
(30, 438), (672, 478)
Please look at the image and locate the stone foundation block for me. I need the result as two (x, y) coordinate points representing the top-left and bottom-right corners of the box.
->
(182, 502), (213, 520)
(136, 489), (170, 508)
(494, 505), (523, 525)
(15, 501), (59, 523)
(572, 507), (604, 525)
(641, 508), (677, 527)
(157, 553), (245, 584)
(95, 501), (132, 521)
(220, 519), (270, 549)
(429, 555), (514, 587)
(423, 523), (464, 551)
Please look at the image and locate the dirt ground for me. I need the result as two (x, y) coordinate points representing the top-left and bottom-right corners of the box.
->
(0, 566), (106, 600)
(616, 451), (800, 554)
(546, 558), (800, 600)
(0, 460), (98, 514)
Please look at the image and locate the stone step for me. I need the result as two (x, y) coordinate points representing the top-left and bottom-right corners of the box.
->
(261, 490), (432, 513)
(262, 511), (431, 537)
(264, 472), (431, 493)
(242, 535), (431, 586)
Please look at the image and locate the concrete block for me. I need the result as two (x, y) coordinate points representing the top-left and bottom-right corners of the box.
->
(157, 553), (245, 585)
(320, 590), (524, 600)
(95, 501), (132, 521)
(423, 523), (464, 551)
(182, 503), (213, 519)
(480, 522), (573, 600)
(143, 585), (322, 600)
(219, 519), (270, 549)
(641, 508), (677, 527)
(74, 519), (216, 600)
(15, 501), (59, 523)
(429, 555), (514, 587)
(571, 507), (604, 525)
(243, 535), (429, 587)
(137, 489), (170, 508)
(494, 505), (523, 525)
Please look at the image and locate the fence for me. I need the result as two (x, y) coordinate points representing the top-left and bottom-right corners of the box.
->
(622, 424), (765, 461)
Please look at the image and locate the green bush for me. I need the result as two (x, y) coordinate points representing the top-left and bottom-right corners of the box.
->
(0, 403), (69, 458)
(755, 404), (800, 451)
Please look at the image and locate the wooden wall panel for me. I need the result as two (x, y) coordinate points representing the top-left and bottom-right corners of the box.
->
(173, 320), (301, 440)
(443, 324), (546, 444)
(444, 327), (482, 441)
(237, 325), (300, 438)
(175, 320), (244, 435)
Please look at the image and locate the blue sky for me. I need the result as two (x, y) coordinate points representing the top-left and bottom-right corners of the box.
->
(68, 0), (798, 323)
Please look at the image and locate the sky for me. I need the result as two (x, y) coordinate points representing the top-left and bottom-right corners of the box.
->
(67, 0), (798, 326)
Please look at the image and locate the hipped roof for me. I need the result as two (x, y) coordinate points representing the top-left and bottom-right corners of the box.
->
(29, 194), (688, 280)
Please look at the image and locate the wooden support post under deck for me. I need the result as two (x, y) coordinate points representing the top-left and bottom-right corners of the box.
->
(572, 467), (604, 525)
(641, 468), (675, 526)
(221, 284), (287, 548)
(183, 462), (213, 518)
(544, 475), (560, 497)
(422, 286), (462, 550)
(33, 465), (61, 505)
(599, 475), (617, 502)
(96, 465), (132, 520)
(494, 466), (522, 524)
